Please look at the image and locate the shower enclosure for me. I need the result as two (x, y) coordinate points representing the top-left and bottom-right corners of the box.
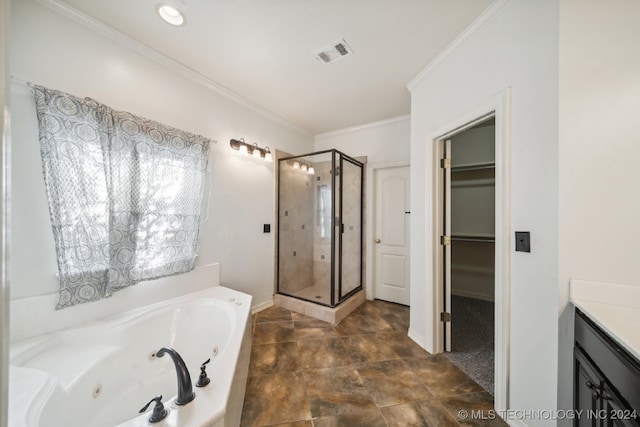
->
(277, 149), (363, 307)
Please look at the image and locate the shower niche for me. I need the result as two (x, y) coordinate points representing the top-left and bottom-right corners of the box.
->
(277, 149), (364, 310)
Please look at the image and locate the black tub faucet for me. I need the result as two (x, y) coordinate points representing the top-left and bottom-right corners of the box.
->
(157, 346), (195, 405)
(139, 395), (168, 423)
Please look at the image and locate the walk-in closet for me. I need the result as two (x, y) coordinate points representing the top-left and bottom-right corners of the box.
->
(445, 118), (496, 394)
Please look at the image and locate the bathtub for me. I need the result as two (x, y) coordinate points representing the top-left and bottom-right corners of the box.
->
(9, 286), (252, 427)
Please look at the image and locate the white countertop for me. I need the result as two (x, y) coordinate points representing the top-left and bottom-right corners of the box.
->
(570, 279), (640, 361)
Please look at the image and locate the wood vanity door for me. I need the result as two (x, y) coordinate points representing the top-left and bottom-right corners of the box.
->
(574, 347), (602, 427)
(574, 310), (640, 427)
(601, 382), (639, 427)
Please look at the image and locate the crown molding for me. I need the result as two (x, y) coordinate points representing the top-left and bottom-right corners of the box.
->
(407, 0), (515, 91)
(315, 114), (410, 140)
(34, 0), (313, 138)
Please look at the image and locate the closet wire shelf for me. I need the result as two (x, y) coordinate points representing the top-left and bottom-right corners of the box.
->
(451, 162), (495, 172)
(450, 235), (495, 243)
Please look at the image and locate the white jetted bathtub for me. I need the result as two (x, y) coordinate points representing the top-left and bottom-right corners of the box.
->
(9, 286), (252, 427)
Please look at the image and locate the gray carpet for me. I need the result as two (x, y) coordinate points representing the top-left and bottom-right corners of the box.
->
(444, 295), (495, 394)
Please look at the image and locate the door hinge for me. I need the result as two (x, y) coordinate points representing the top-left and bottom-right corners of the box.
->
(440, 312), (451, 322)
(440, 235), (450, 246)
(440, 158), (451, 169)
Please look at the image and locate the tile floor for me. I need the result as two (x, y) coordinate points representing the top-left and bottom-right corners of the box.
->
(240, 299), (508, 427)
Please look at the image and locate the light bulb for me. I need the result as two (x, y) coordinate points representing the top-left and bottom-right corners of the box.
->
(252, 144), (262, 158)
(157, 5), (185, 26)
(301, 164), (308, 172)
(308, 166), (315, 175)
(263, 147), (273, 162)
(293, 161), (300, 169)
(238, 144), (248, 156)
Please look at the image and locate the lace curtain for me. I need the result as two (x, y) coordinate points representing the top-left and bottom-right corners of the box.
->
(32, 85), (211, 309)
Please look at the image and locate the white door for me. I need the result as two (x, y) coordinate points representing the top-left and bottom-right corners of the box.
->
(374, 166), (410, 305)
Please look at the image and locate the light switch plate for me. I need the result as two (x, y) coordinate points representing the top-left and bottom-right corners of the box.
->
(515, 231), (530, 252)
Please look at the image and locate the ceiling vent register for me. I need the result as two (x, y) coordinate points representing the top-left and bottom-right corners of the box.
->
(315, 39), (353, 64)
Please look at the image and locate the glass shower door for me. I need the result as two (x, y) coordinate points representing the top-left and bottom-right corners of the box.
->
(278, 151), (333, 304)
(339, 155), (363, 300)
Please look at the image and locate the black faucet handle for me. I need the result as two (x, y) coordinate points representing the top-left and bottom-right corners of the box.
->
(196, 358), (211, 388)
(139, 395), (168, 423)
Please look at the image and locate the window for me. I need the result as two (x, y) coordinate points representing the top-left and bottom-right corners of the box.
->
(33, 85), (210, 309)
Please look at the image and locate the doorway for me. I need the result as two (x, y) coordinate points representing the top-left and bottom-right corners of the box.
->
(373, 165), (410, 305)
(432, 92), (511, 411)
(441, 118), (496, 393)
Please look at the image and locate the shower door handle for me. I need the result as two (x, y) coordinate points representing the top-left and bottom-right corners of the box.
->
(375, 239), (381, 243)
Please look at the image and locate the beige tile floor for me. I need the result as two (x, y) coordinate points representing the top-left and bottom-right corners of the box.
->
(240, 300), (507, 427)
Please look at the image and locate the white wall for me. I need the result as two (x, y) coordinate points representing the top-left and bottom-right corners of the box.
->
(314, 116), (410, 163)
(408, 0), (559, 424)
(558, 0), (640, 419)
(9, 0), (313, 327)
(1, 0), (10, 424)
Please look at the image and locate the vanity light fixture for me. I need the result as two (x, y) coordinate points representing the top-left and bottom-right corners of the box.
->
(230, 138), (273, 162)
(287, 159), (315, 175)
(302, 162), (315, 175)
(157, 4), (186, 26)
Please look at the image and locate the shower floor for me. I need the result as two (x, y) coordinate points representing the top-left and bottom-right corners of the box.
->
(289, 284), (331, 305)
(288, 284), (361, 306)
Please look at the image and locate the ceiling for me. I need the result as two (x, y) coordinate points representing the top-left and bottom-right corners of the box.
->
(61, 0), (493, 135)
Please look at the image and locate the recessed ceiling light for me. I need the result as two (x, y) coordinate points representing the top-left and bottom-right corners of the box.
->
(157, 4), (185, 26)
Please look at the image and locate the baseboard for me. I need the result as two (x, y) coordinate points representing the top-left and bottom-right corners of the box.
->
(251, 299), (274, 314)
(408, 328), (426, 349)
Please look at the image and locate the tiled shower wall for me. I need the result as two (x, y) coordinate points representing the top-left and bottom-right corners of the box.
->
(278, 154), (365, 303)
(278, 162), (315, 294)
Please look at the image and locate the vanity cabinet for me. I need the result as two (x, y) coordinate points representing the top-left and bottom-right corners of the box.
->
(574, 309), (640, 426)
